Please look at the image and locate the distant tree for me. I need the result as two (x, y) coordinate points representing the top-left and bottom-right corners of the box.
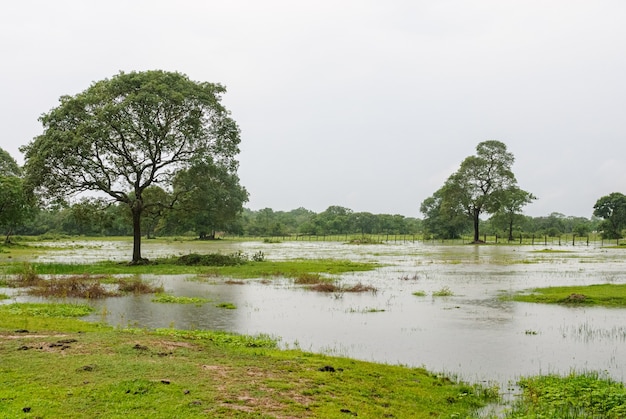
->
(21, 70), (241, 263)
(423, 140), (531, 242)
(0, 176), (35, 243)
(314, 206), (353, 235)
(420, 187), (471, 239)
(0, 147), (35, 243)
(593, 192), (626, 239)
(490, 187), (536, 241)
(64, 198), (111, 235)
(172, 162), (248, 239)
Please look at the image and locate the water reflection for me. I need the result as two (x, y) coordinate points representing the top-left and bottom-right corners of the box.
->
(6, 240), (626, 386)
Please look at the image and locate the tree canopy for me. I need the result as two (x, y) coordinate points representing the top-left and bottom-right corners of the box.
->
(593, 192), (626, 239)
(0, 147), (34, 243)
(421, 140), (533, 242)
(21, 70), (241, 262)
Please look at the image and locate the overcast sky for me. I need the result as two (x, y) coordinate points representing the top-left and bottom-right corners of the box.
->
(2, 1), (625, 218)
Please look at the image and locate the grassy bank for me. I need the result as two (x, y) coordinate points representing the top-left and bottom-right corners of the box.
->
(0, 303), (496, 418)
(507, 283), (626, 307)
(0, 258), (378, 279)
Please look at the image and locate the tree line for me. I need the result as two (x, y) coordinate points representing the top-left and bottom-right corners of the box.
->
(1, 71), (625, 263)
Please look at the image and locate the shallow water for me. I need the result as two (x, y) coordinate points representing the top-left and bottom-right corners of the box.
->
(5, 240), (626, 387)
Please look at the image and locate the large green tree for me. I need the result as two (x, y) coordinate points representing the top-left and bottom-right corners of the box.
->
(423, 140), (532, 242)
(21, 70), (241, 262)
(593, 192), (626, 239)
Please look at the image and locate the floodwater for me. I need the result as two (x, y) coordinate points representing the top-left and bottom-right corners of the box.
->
(4, 239), (626, 389)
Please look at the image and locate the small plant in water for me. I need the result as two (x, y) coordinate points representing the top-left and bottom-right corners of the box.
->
(432, 286), (454, 297)
(412, 290), (427, 297)
(525, 329), (538, 335)
(216, 302), (237, 309)
(117, 277), (164, 294)
(152, 293), (210, 305)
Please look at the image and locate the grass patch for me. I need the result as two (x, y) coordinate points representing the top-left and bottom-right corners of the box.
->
(308, 282), (377, 293)
(530, 249), (573, 253)
(412, 290), (427, 297)
(0, 302), (94, 318)
(432, 286), (454, 297)
(1, 258), (378, 279)
(151, 294), (210, 305)
(507, 372), (626, 417)
(507, 283), (626, 307)
(348, 307), (385, 313)
(0, 305), (497, 418)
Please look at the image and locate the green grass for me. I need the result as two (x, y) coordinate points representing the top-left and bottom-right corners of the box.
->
(151, 294), (210, 305)
(0, 302), (95, 317)
(0, 259), (378, 279)
(432, 286), (454, 297)
(507, 283), (626, 307)
(505, 372), (626, 418)
(0, 302), (497, 418)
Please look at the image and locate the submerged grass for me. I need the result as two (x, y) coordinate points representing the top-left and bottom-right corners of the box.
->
(151, 294), (210, 305)
(0, 302), (497, 418)
(508, 283), (626, 307)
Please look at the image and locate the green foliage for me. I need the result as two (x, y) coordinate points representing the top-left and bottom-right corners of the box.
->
(152, 328), (275, 348)
(170, 162), (248, 240)
(508, 283), (626, 307)
(0, 147), (21, 177)
(2, 257), (378, 279)
(0, 302), (94, 317)
(422, 141), (533, 242)
(21, 70), (242, 262)
(176, 252), (249, 266)
(432, 286), (454, 297)
(593, 192), (626, 239)
(507, 372), (626, 418)
(151, 293), (210, 305)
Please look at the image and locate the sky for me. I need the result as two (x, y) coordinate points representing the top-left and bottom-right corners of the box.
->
(2, 1), (625, 219)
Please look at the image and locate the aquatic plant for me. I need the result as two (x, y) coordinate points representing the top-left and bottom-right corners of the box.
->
(152, 294), (210, 305)
(432, 286), (454, 297)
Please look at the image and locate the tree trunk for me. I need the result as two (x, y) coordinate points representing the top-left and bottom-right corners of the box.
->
(473, 209), (480, 242)
(131, 207), (143, 263)
(508, 219), (514, 241)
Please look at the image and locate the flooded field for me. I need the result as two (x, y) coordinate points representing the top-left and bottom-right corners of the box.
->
(4, 239), (626, 388)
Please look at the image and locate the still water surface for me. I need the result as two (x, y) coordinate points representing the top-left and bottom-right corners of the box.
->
(10, 240), (626, 387)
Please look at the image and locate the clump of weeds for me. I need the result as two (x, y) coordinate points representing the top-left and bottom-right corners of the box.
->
(432, 286), (454, 297)
(13, 262), (41, 286)
(28, 275), (117, 299)
(294, 273), (325, 285)
(117, 277), (164, 294)
(308, 282), (377, 294)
